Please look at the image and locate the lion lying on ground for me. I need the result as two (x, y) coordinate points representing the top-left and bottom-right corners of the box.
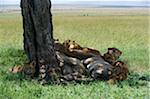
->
(9, 39), (129, 84)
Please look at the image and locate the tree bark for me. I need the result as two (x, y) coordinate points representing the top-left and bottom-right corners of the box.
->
(21, 0), (60, 84)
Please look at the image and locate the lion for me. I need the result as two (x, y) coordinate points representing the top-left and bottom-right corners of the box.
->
(63, 40), (100, 55)
(9, 65), (23, 73)
(111, 61), (129, 81)
(9, 61), (36, 79)
(63, 40), (82, 50)
(82, 56), (113, 80)
(56, 51), (87, 81)
(107, 61), (129, 84)
(82, 56), (129, 83)
(62, 40), (101, 59)
(103, 48), (122, 65)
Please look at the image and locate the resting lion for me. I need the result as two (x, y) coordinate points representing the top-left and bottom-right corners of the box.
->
(9, 61), (36, 79)
(9, 39), (129, 84)
(103, 48), (122, 65)
(82, 57), (129, 83)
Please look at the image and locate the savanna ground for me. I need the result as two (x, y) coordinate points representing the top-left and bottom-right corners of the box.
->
(0, 8), (149, 99)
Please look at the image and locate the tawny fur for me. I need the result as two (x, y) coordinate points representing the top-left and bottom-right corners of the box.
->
(103, 48), (122, 65)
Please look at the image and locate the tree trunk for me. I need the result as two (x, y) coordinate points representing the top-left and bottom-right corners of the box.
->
(21, 0), (60, 84)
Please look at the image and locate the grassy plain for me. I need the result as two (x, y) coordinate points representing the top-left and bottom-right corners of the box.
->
(0, 8), (149, 99)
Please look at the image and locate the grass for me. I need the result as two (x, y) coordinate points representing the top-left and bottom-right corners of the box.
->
(0, 8), (149, 99)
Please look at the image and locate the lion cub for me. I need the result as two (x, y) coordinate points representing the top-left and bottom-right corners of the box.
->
(9, 61), (36, 79)
(111, 61), (129, 80)
(56, 51), (87, 81)
(103, 48), (122, 65)
(62, 40), (101, 59)
(63, 40), (82, 50)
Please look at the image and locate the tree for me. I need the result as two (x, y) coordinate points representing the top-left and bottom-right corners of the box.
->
(21, 0), (60, 84)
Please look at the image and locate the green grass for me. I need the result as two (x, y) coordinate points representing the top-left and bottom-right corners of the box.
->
(0, 10), (149, 99)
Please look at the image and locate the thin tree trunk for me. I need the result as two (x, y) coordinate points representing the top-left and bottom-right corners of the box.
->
(21, 0), (60, 84)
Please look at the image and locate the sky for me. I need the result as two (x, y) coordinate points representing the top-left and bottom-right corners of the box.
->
(0, 0), (148, 5)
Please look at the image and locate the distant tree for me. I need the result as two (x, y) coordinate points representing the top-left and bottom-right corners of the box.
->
(21, 0), (60, 84)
